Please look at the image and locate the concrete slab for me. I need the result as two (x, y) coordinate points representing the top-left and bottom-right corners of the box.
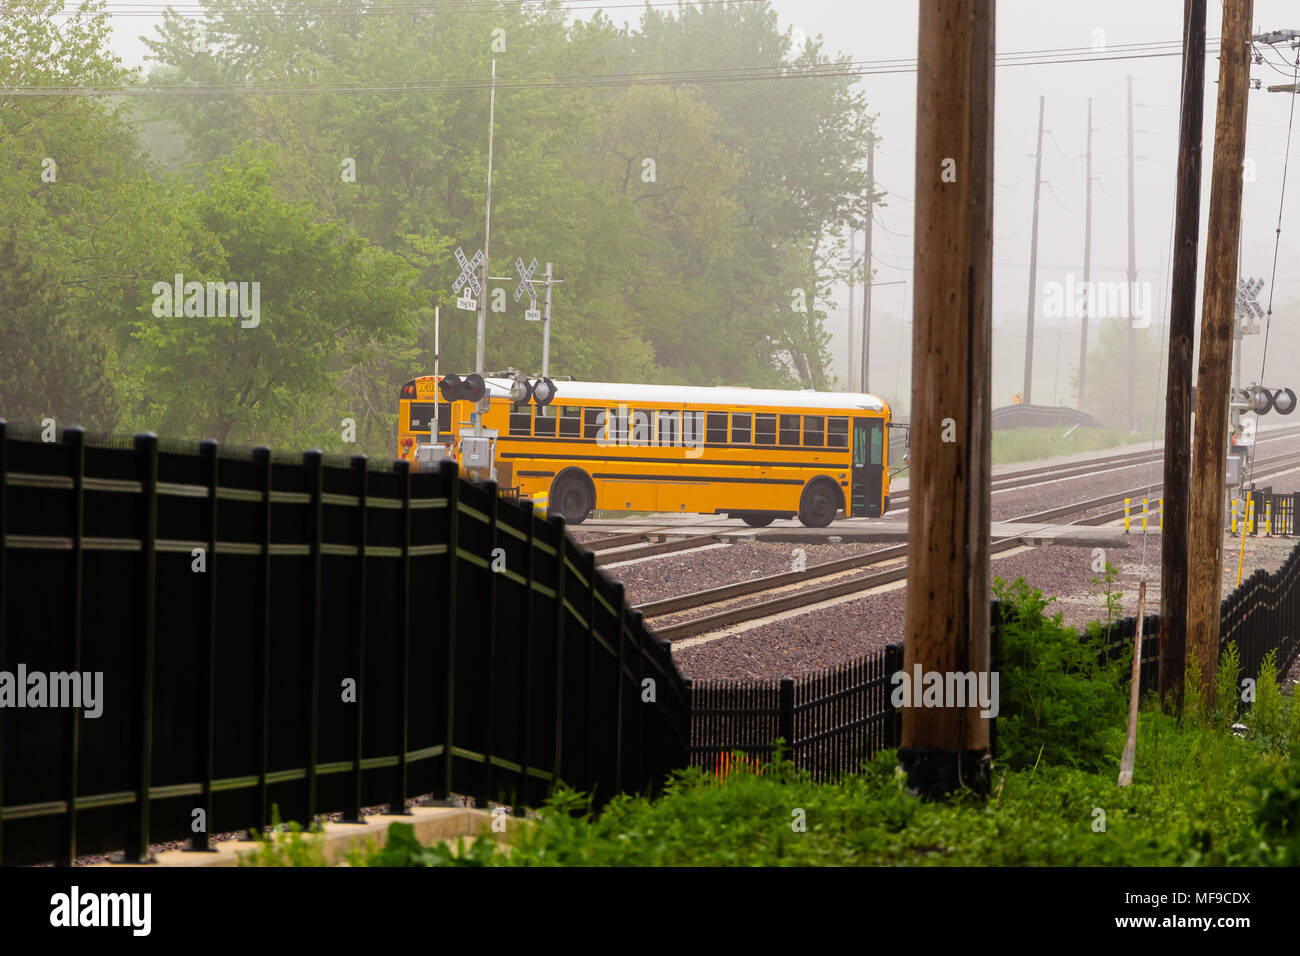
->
(91, 806), (516, 867)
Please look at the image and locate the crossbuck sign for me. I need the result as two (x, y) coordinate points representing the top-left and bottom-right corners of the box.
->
(514, 256), (542, 321)
(453, 246), (484, 311)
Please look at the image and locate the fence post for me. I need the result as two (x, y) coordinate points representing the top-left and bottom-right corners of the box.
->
(344, 455), (369, 824)
(630, 608), (646, 790)
(440, 459), (460, 800)
(988, 602), (1001, 761)
(190, 440), (219, 852)
(0, 420), (6, 864)
(613, 582), (628, 795)
(584, 549), (598, 792)
(61, 427), (86, 866)
(120, 432), (159, 864)
(481, 481), (499, 809)
(778, 678), (795, 767)
(885, 643), (904, 749)
(303, 449), (324, 823)
(391, 459), (413, 815)
(254, 446), (273, 832)
(516, 499), (536, 813)
(550, 515), (568, 787)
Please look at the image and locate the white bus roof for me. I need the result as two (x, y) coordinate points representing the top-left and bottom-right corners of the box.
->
(481, 378), (887, 413)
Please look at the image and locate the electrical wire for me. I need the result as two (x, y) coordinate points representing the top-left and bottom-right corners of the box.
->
(0, 36), (1227, 96)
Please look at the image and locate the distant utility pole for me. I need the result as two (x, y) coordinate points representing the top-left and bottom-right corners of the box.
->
(1188, 0), (1253, 707)
(901, 0), (994, 799)
(847, 228), (856, 389)
(475, 59), (498, 377)
(860, 136), (876, 393)
(1079, 98), (1094, 410)
(1159, 0), (1207, 710)
(1023, 95), (1045, 405)
(1126, 75), (1138, 433)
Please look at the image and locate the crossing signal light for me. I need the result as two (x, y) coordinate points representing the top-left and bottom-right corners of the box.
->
(1240, 386), (1297, 416)
(508, 373), (557, 408)
(438, 373), (486, 403)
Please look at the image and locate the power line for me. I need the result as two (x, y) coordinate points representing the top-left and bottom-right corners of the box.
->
(0, 37), (1226, 96)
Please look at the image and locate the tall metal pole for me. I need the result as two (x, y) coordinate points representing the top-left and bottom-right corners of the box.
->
(902, 0), (994, 798)
(847, 229), (856, 389)
(476, 59), (497, 377)
(1023, 95), (1044, 404)
(1159, 0), (1207, 711)
(542, 262), (554, 378)
(860, 137), (875, 394)
(434, 305), (440, 382)
(1126, 75), (1138, 432)
(1188, 0), (1253, 708)
(1079, 98), (1093, 409)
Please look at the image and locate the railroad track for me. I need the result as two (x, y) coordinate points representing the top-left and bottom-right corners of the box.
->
(890, 422), (1300, 510)
(638, 446), (1300, 640)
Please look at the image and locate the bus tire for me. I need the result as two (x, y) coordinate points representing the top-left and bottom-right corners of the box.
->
(798, 479), (841, 528)
(740, 513), (777, 527)
(551, 470), (594, 525)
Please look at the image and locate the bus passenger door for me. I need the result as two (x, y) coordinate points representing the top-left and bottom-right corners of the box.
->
(851, 418), (884, 517)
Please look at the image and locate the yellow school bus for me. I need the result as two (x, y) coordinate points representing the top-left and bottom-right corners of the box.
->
(399, 375), (892, 527)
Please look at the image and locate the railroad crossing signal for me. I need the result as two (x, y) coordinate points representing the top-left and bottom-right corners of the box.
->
(1235, 276), (1264, 332)
(453, 246), (484, 310)
(513, 256), (538, 305)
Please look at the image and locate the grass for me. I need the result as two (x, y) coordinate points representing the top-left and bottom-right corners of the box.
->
(244, 575), (1300, 868)
(991, 426), (1155, 465)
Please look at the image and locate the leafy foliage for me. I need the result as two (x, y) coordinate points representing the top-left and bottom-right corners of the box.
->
(991, 575), (1130, 773)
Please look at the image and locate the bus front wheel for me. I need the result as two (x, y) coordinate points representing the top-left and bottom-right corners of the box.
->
(798, 481), (840, 528)
(551, 474), (593, 525)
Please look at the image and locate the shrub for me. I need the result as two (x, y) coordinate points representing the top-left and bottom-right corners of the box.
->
(1211, 641), (1242, 731)
(1248, 650), (1286, 752)
(992, 576), (1129, 773)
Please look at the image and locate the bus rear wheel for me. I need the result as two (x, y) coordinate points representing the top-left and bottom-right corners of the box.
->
(740, 513), (777, 528)
(551, 474), (593, 525)
(798, 481), (840, 528)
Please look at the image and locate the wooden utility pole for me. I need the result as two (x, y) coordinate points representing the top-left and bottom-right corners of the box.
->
(1188, 0), (1253, 704)
(1126, 76), (1139, 433)
(860, 137), (876, 393)
(1023, 95), (1045, 405)
(901, 0), (994, 798)
(1079, 98), (1093, 410)
(848, 228), (856, 388)
(1158, 0), (1207, 710)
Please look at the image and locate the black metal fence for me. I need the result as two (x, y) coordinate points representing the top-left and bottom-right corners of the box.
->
(0, 423), (689, 867)
(1241, 488), (1299, 536)
(1092, 539), (1300, 699)
(687, 645), (903, 782)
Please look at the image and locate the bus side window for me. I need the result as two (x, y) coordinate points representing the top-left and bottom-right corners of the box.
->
(558, 405), (582, 438)
(628, 408), (651, 445)
(706, 412), (728, 444)
(870, 422), (884, 465)
(509, 403), (532, 436)
(778, 414), (800, 446)
(731, 413), (753, 444)
(682, 410), (703, 446)
(828, 417), (849, 448)
(755, 413), (777, 445)
(535, 403), (558, 438)
(611, 406), (629, 443)
(583, 407), (605, 440)
(803, 415), (825, 446)
(658, 410), (679, 446)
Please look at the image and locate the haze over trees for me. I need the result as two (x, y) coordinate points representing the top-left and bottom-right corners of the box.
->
(1, 0), (877, 456)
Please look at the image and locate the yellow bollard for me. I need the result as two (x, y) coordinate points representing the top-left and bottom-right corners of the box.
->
(1248, 498), (1256, 535)
(1159, 498), (1164, 533)
(1124, 497), (1130, 534)
(1142, 497), (1148, 534)
(1231, 500), (1238, 534)
(1266, 500), (1273, 536)
(533, 492), (548, 519)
